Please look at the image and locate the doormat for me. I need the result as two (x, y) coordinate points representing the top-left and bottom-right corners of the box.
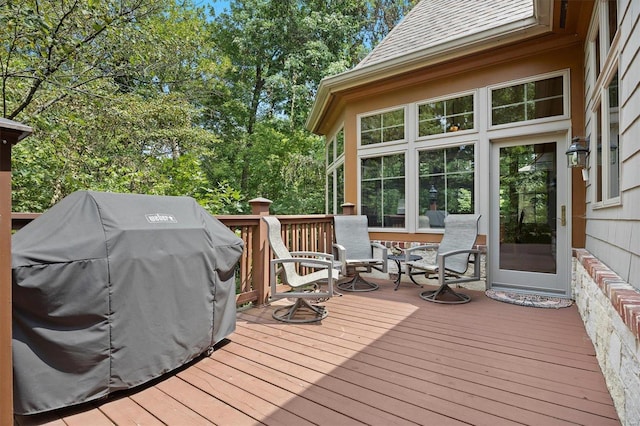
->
(485, 289), (573, 309)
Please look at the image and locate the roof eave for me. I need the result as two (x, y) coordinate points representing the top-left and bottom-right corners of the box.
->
(306, 6), (552, 135)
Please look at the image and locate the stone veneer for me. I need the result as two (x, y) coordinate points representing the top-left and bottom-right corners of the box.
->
(573, 249), (640, 426)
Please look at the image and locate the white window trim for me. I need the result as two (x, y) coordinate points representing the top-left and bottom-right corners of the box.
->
(487, 69), (571, 130)
(357, 150), (408, 232)
(357, 105), (408, 149)
(326, 125), (345, 214)
(588, 0), (620, 208)
(415, 90), (478, 141)
(590, 63), (621, 208)
(414, 139), (478, 234)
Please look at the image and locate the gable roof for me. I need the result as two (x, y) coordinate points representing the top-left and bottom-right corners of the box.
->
(307, 0), (553, 134)
(356, 0), (535, 70)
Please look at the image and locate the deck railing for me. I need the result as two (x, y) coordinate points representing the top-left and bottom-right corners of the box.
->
(11, 198), (335, 309)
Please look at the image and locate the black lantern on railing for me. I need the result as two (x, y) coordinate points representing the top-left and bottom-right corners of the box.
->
(566, 137), (590, 169)
(429, 185), (438, 202)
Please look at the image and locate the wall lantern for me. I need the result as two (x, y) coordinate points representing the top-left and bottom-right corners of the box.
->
(566, 137), (590, 168)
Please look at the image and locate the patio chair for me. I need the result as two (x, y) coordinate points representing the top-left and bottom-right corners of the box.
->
(333, 215), (388, 292)
(263, 216), (339, 323)
(406, 214), (481, 304)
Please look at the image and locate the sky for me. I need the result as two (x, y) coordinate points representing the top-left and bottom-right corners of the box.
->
(195, 0), (230, 17)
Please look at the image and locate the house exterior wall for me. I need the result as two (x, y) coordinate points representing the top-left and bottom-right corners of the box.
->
(330, 40), (586, 247)
(583, 0), (640, 291)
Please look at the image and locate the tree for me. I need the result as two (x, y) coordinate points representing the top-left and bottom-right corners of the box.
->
(203, 0), (416, 213)
(0, 0), (174, 120)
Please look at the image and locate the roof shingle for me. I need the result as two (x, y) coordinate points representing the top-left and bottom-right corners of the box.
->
(356, 0), (535, 70)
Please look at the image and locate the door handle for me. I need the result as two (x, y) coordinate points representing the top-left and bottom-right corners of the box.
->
(561, 205), (566, 226)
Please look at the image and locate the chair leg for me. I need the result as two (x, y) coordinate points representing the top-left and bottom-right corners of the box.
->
(272, 298), (328, 323)
(337, 273), (379, 292)
(420, 283), (471, 304)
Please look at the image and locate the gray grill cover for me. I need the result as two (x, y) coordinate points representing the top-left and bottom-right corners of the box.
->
(12, 191), (244, 415)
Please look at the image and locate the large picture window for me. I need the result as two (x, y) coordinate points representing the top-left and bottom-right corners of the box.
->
(491, 75), (564, 126)
(418, 145), (474, 228)
(360, 108), (405, 146)
(418, 94), (474, 137)
(361, 154), (405, 228)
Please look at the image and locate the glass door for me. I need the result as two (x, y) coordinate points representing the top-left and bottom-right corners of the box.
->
(489, 136), (570, 296)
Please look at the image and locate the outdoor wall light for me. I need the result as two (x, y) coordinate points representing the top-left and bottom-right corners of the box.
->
(566, 137), (590, 168)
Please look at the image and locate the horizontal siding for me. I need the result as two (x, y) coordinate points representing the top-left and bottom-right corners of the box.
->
(584, 0), (640, 292)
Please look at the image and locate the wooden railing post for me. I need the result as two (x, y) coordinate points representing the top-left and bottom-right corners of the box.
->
(0, 119), (32, 424)
(249, 197), (272, 306)
(341, 202), (356, 215)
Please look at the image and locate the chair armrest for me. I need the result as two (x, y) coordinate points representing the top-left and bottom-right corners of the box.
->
(271, 257), (333, 269)
(439, 248), (480, 258)
(370, 242), (388, 272)
(332, 243), (347, 274)
(290, 251), (334, 261)
(437, 249), (481, 275)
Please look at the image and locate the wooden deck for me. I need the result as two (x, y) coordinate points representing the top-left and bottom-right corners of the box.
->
(16, 278), (620, 425)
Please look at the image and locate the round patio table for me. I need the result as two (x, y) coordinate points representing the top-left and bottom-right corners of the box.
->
(387, 254), (424, 291)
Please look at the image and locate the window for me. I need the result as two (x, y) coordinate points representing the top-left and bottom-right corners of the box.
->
(590, 1), (619, 205)
(418, 94), (474, 137)
(593, 71), (620, 203)
(360, 108), (405, 146)
(361, 154), (405, 228)
(491, 75), (564, 126)
(326, 128), (345, 214)
(417, 145), (474, 228)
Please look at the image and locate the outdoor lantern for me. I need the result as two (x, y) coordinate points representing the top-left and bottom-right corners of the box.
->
(566, 137), (590, 168)
(429, 185), (438, 203)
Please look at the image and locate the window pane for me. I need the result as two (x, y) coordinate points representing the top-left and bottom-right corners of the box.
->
(596, 104), (603, 203)
(360, 109), (404, 145)
(361, 115), (380, 131)
(445, 145), (474, 173)
(361, 180), (382, 227)
(492, 76), (564, 125)
(361, 154), (405, 228)
(361, 129), (380, 146)
(595, 31), (601, 78)
(493, 104), (525, 125)
(326, 139), (333, 165)
(418, 145), (474, 228)
(336, 129), (344, 157)
(327, 172), (334, 214)
(608, 0), (618, 46)
(608, 72), (620, 198)
(382, 177), (405, 228)
(419, 118), (443, 136)
(492, 85), (524, 107)
(385, 109), (405, 126)
(383, 125), (404, 142)
(418, 94), (474, 137)
(337, 164), (344, 211)
(361, 157), (382, 179)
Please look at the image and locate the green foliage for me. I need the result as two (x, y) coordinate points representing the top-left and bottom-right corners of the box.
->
(6, 0), (416, 215)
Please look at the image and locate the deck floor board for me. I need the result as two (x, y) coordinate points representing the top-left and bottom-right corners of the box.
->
(15, 280), (620, 425)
